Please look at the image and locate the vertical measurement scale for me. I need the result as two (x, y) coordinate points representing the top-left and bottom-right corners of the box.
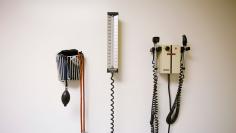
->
(107, 12), (119, 133)
(107, 12), (119, 73)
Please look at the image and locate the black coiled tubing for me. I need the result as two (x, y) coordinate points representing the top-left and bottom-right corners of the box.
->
(110, 73), (115, 133)
(150, 53), (159, 133)
(166, 54), (185, 125)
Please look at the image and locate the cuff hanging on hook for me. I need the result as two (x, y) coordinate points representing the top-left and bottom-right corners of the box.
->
(56, 49), (86, 133)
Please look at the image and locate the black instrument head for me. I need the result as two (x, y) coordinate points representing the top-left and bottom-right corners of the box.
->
(182, 35), (187, 46)
(152, 37), (160, 44)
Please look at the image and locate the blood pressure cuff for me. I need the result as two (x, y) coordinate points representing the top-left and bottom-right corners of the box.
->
(56, 49), (80, 81)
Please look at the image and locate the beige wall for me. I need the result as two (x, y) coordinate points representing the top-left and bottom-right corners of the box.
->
(0, 1), (236, 133)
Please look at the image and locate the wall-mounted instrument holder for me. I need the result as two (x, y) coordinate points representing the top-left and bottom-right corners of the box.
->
(56, 49), (86, 133)
(150, 35), (190, 133)
(107, 12), (119, 133)
(158, 45), (181, 74)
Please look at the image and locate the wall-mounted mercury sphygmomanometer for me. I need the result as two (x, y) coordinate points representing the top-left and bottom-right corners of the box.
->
(150, 35), (190, 133)
(107, 12), (119, 133)
(56, 49), (86, 133)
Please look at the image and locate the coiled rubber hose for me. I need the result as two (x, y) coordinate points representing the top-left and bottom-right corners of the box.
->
(150, 54), (159, 133)
(110, 73), (115, 133)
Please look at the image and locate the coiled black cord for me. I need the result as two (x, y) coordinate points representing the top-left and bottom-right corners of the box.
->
(166, 54), (185, 125)
(150, 53), (159, 133)
(110, 73), (115, 133)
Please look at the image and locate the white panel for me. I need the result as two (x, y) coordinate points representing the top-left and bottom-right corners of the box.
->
(158, 45), (171, 74)
(158, 45), (181, 74)
(171, 45), (181, 74)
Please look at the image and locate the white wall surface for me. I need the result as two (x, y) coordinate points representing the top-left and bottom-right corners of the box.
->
(0, 1), (236, 133)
